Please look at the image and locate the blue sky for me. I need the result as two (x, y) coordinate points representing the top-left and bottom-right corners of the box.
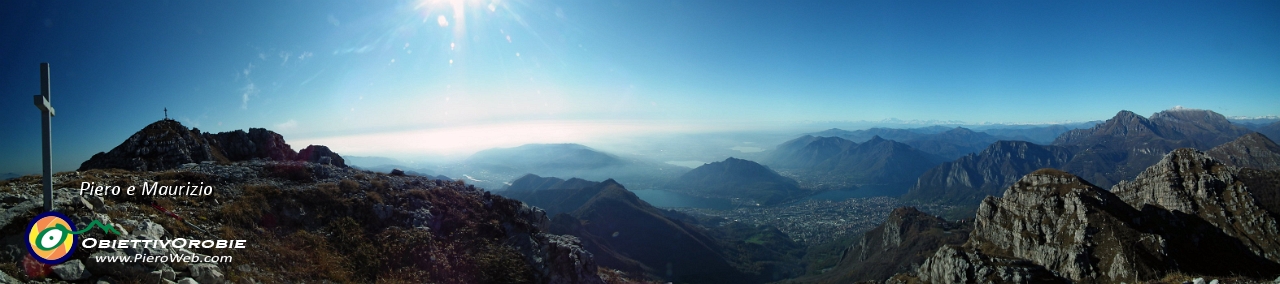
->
(2, 0), (1278, 174)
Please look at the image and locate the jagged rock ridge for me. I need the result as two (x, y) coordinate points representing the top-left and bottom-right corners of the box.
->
(79, 120), (347, 172)
(896, 150), (1280, 283)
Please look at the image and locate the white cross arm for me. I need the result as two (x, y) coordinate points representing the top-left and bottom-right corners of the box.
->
(33, 95), (55, 116)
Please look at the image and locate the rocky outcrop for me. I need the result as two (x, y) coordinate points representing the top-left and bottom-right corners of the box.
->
(79, 120), (347, 172)
(202, 128), (297, 162)
(964, 169), (1169, 283)
(898, 151), (1280, 283)
(1206, 132), (1280, 171)
(1113, 148), (1280, 265)
(78, 120), (220, 172)
(903, 141), (1072, 209)
(296, 145), (347, 167)
(537, 234), (605, 284)
(4, 161), (606, 283)
(915, 245), (1065, 284)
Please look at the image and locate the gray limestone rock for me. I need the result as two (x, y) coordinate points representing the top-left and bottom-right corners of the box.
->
(53, 259), (92, 281)
(190, 263), (224, 284)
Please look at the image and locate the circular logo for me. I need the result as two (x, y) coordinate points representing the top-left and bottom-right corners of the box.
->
(26, 212), (78, 264)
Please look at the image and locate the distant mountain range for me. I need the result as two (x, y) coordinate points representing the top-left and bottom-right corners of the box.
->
(905, 109), (1268, 214)
(500, 178), (805, 283)
(811, 124), (1082, 155)
(442, 143), (685, 191)
(1256, 121), (1280, 143)
(810, 127), (999, 159)
(666, 157), (809, 206)
(766, 135), (946, 195)
(1052, 109), (1254, 188)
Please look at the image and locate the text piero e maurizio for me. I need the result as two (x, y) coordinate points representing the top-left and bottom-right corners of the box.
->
(78, 182), (213, 196)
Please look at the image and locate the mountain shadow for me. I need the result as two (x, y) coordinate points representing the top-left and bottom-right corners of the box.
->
(500, 178), (806, 283)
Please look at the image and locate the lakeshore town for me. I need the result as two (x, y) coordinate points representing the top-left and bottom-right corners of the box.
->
(670, 196), (958, 246)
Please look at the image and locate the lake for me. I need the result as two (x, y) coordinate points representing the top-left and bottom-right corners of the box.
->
(631, 189), (736, 210)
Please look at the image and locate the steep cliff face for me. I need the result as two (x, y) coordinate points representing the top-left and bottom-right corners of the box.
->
(898, 151), (1280, 283)
(903, 141), (1072, 207)
(1112, 148), (1280, 265)
(965, 169), (1169, 283)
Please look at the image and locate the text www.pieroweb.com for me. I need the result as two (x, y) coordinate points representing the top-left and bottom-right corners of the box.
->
(93, 254), (233, 263)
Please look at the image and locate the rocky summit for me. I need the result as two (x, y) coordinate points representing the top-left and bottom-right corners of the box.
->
(890, 149), (1280, 283)
(79, 119), (348, 172)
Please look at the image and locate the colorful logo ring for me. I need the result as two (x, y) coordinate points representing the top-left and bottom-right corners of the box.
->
(26, 212), (78, 265)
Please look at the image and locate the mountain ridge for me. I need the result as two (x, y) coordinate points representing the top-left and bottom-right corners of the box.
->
(78, 119), (347, 172)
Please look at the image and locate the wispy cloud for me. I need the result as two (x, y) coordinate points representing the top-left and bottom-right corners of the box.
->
(241, 83), (257, 110)
(298, 52), (313, 60)
(239, 63), (257, 109)
(327, 14), (341, 26)
(279, 51), (292, 65)
(275, 119), (298, 130)
(333, 45), (375, 55)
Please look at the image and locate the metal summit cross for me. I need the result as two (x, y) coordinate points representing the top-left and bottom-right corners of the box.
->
(32, 63), (55, 212)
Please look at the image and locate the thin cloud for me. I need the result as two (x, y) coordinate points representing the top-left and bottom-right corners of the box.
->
(333, 45), (375, 55)
(241, 83), (257, 109)
(327, 14), (340, 26)
(239, 63), (257, 109)
(275, 119), (298, 130)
